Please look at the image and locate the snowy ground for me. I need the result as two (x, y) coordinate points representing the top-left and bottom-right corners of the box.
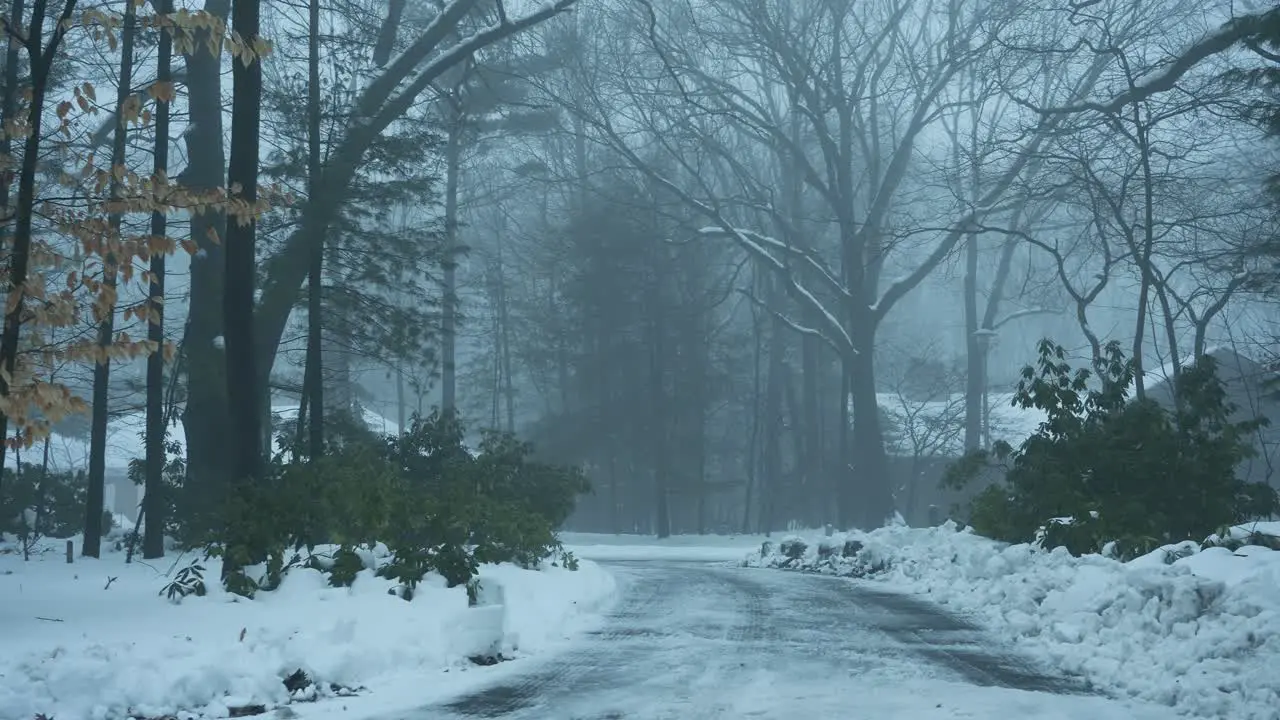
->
(0, 532), (616, 720)
(562, 530), (809, 562)
(403, 561), (1171, 720)
(747, 521), (1280, 719)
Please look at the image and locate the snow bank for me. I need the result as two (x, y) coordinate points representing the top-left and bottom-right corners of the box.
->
(746, 521), (1280, 719)
(0, 536), (616, 720)
(564, 531), (804, 562)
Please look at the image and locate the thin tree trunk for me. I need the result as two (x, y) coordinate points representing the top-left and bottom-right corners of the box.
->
(783, 362), (806, 523)
(294, 388), (309, 449)
(441, 100), (461, 413)
(961, 68), (985, 453)
(837, 360), (850, 528)
(963, 230), (983, 452)
(304, 0), (324, 459)
(742, 270), (764, 533)
(86, 0), (139, 558)
(692, 330), (709, 535)
(143, 0), (175, 560)
(760, 282), (785, 536)
(26, 437), (50, 561)
(801, 332), (820, 515)
(0, 0), (75, 484)
(0, 0), (24, 500)
(650, 318), (670, 539)
(497, 241), (515, 433)
(489, 277), (500, 427)
(396, 364), (406, 432)
(1131, 115), (1156, 400)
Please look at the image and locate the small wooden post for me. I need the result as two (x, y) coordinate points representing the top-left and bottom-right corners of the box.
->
(65, 540), (73, 563)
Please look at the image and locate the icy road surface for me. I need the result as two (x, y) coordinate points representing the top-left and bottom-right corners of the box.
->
(407, 561), (1171, 720)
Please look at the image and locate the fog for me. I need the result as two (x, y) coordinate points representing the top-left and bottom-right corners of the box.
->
(8, 0), (1279, 539)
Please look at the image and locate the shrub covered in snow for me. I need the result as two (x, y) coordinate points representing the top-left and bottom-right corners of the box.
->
(779, 536), (807, 561)
(164, 411), (590, 597)
(746, 521), (1280, 719)
(0, 534), (617, 720)
(945, 340), (1279, 559)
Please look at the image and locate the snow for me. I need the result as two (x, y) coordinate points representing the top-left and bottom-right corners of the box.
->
(878, 390), (1046, 457)
(6, 404), (402, 475)
(878, 345), (1272, 459)
(563, 530), (810, 562)
(746, 521), (1280, 719)
(694, 676), (1171, 720)
(0, 534), (616, 720)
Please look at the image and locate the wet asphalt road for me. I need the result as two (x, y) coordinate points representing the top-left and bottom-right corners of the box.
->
(399, 562), (1162, 720)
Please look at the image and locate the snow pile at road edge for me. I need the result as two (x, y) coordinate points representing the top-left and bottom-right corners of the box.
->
(745, 521), (1280, 720)
(0, 537), (616, 720)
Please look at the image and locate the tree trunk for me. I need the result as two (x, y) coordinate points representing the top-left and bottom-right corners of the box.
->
(304, 0), (324, 459)
(743, 275), (765, 533)
(0, 0), (24, 498)
(783, 364), (806, 523)
(223, 0), (265, 575)
(1131, 117), (1157, 399)
(396, 364), (406, 432)
(847, 320), (894, 529)
(801, 330), (821, 517)
(179, 0), (231, 540)
(963, 231), (983, 452)
(248, 1), (573, 399)
(692, 330), (709, 535)
(441, 101), (461, 413)
(143, 0), (175, 560)
(499, 265), (516, 433)
(29, 437), (50, 561)
(0, 0), (71, 482)
(85, 0), (139, 558)
(837, 359), (851, 529)
(649, 312), (670, 538)
(760, 283), (785, 536)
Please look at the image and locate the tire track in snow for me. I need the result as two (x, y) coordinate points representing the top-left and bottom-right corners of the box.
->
(441, 563), (694, 717)
(428, 561), (1094, 719)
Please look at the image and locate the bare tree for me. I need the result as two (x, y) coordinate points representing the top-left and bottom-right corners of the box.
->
(548, 0), (1116, 528)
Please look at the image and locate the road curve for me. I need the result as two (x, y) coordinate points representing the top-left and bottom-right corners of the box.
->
(408, 561), (1168, 720)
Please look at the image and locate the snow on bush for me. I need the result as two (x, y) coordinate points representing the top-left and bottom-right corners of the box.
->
(745, 521), (1280, 720)
(0, 537), (616, 720)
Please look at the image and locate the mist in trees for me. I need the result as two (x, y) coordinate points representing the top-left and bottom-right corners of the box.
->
(2, 0), (1280, 564)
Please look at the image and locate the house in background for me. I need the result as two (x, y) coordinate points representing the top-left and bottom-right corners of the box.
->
(884, 346), (1280, 527)
(1142, 347), (1280, 493)
(878, 390), (1044, 526)
(7, 402), (402, 526)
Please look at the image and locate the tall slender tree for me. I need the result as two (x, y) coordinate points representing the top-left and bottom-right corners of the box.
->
(301, 0), (324, 459)
(0, 0), (80, 477)
(222, 0), (266, 575)
(143, 0), (176, 560)
(0, 0), (26, 505)
(84, 0), (139, 558)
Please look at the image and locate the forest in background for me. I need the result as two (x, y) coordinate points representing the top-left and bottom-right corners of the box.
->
(0, 0), (1278, 575)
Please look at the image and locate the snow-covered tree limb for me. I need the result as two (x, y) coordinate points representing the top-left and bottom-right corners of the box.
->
(734, 288), (839, 350)
(1035, 8), (1278, 115)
